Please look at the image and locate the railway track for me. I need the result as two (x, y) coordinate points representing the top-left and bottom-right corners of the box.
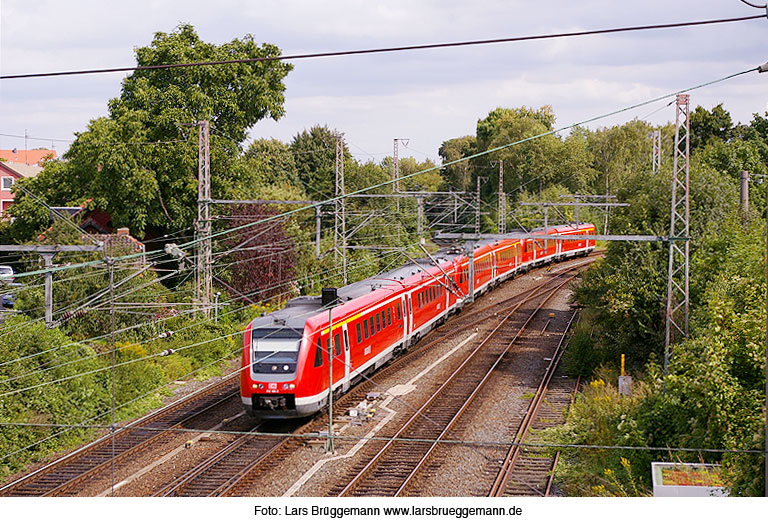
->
(488, 311), (580, 497)
(0, 375), (242, 496)
(494, 371), (580, 496)
(328, 268), (579, 496)
(154, 418), (310, 497)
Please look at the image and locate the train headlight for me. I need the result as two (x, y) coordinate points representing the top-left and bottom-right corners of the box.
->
(282, 383), (295, 390)
(283, 364), (290, 371)
(271, 365), (278, 371)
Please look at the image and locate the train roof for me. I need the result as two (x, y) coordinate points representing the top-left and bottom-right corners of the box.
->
(248, 225), (593, 332)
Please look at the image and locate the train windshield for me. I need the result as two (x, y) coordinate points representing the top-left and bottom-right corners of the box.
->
(251, 327), (303, 374)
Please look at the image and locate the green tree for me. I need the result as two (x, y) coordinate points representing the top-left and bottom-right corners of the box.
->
(291, 125), (348, 201)
(243, 138), (299, 188)
(6, 24), (293, 241)
(690, 103), (733, 151)
(438, 135), (475, 192)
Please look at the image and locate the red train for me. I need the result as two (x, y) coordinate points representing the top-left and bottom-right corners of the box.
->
(240, 224), (595, 418)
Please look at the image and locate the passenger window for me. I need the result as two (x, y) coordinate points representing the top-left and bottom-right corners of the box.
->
(314, 337), (324, 367)
(364, 319), (369, 339)
(397, 303), (402, 320)
(376, 313), (381, 332)
(334, 334), (342, 356)
(370, 316), (375, 334)
(387, 308), (392, 326)
(356, 323), (362, 343)
(381, 310), (386, 328)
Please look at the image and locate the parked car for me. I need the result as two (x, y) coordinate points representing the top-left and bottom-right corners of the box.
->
(0, 265), (14, 283)
(1, 293), (15, 309)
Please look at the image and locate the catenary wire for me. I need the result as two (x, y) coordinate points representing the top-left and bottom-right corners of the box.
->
(1, 14), (764, 79)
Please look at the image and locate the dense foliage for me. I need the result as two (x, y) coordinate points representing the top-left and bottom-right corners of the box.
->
(4, 24), (293, 241)
(551, 106), (768, 496)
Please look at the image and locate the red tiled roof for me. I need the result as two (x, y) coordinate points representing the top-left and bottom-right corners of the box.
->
(0, 149), (57, 166)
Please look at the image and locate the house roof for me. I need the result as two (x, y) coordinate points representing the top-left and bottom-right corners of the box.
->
(0, 149), (57, 166)
(0, 161), (45, 178)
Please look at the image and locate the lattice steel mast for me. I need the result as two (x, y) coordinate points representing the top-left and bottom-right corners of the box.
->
(493, 160), (505, 233)
(195, 120), (212, 317)
(334, 133), (347, 284)
(652, 129), (662, 174)
(664, 94), (690, 372)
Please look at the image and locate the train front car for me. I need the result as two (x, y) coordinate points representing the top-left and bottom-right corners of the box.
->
(241, 302), (317, 419)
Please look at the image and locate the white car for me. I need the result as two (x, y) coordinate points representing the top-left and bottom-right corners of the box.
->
(0, 265), (14, 283)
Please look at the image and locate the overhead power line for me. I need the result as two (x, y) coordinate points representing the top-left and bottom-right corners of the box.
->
(7, 63), (764, 284)
(0, 14), (764, 80)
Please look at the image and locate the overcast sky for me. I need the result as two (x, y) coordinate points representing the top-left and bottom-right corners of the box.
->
(1, 0), (766, 163)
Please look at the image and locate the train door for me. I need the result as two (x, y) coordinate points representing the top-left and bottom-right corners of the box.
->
(407, 294), (413, 336)
(397, 295), (407, 344)
(341, 325), (351, 392)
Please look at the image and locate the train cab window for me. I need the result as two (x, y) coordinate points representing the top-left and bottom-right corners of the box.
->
(334, 334), (342, 356)
(397, 302), (402, 320)
(376, 313), (381, 332)
(364, 319), (369, 339)
(387, 308), (392, 326)
(314, 337), (324, 367)
(356, 323), (362, 343)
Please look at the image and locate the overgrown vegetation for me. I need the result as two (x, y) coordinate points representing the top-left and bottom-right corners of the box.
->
(552, 106), (768, 496)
